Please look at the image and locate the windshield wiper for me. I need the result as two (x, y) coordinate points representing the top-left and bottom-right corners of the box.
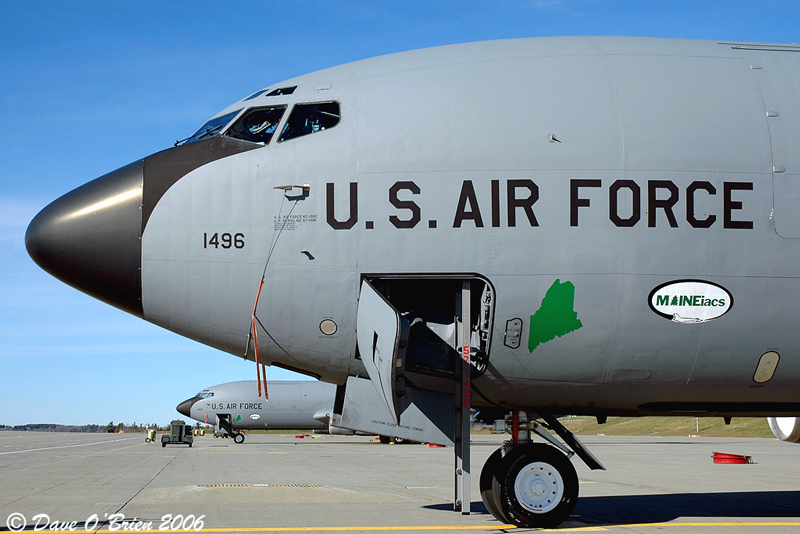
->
(174, 124), (224, 147)
(198, 124), (223, 140)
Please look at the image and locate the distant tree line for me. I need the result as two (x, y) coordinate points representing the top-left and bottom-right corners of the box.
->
(2, 422), (166, 432)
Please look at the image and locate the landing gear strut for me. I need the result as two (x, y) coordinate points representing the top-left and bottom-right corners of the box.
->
(480, 411), (604, 528)
(214, 414), (245, 444)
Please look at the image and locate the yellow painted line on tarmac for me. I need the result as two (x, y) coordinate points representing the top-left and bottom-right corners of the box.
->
(193, 521), (800, 532)
(613, 522), (800, 528)
(62, 528), (518, 533)
(128, 526), (608, 532)
(158, 527), (515, 532)
(56, 520), (800, 533)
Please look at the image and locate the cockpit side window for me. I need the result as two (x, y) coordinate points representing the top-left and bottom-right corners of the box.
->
(278, 102), (340, 143)
(244, 89), (269, 101)
(267, 86), (296, 96)
(181, 109), (242, 145)
(243, 86), (296, 102)
(224, 106), (287, 145)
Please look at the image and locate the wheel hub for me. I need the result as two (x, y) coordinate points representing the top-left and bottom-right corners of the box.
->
(514, 461), (564, 514)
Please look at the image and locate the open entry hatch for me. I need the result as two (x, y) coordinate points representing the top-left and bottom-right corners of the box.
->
(356, 279), (416, 424)
(356, 275), (495, 423)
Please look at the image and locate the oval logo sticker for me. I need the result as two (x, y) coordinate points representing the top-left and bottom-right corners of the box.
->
(250, 413), (261, 420)
(648, 280), (733, 324)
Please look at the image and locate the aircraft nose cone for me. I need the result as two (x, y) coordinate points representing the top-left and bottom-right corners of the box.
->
(176, 397), (199, 417)
(25, 160), (145, 317)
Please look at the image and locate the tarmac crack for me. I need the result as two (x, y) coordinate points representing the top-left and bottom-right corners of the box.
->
(101, 449), (185, 531)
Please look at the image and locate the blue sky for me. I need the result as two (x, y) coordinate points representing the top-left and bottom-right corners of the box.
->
(2, 1), (799, 426)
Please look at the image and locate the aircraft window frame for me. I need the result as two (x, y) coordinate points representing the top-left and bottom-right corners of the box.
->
(181, 109), (243, 145)
(223, 106), (287, 145)
(267, 86), (296, 96)
(244, 89), (270, 102)
(277, 101), (341, 143)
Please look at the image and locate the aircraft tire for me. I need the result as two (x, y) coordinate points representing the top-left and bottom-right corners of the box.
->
(480, 448), (511, 524)
(495, 443), (578, 529)
(234, 432), (245, 444)
(162, 442), (166, 448)
(379, 436), (391, 444)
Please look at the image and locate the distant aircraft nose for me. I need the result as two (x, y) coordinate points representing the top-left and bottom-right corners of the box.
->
(25, 160), (144, 317)
(176, 397), (200, 417)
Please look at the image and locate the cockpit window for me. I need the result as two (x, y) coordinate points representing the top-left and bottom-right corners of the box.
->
(267, 86), (296, 96)
(244, 89), (269, 101)
(243, 86), (296, 102)
(278, 102), (340, 143)
(181, 109), (242, 145)
(224, 106), (287, 145)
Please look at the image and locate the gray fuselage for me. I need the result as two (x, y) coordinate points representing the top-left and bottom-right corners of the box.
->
(27, 37), (800, 418)
(177, 380), (335, 430)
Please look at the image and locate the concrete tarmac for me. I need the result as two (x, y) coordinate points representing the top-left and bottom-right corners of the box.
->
(1, 430), (799, 533)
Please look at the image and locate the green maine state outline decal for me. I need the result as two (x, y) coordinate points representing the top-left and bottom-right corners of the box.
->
(528, 279), (583, 352)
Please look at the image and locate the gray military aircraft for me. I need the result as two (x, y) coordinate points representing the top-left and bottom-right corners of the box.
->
(26, 36), (800, 528)
(177, 380), (413, 443)
(177, 380), (334, 443)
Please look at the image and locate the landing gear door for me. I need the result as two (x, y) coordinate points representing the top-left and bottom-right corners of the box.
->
(357, 279), (415, 424)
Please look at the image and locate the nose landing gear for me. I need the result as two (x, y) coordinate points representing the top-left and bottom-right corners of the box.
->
(213, 414), (245, 444)
(487, 443), (579, 528)
(480, 412), (603, 528)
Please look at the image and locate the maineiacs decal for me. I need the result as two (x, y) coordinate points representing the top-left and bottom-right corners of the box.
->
(648, 280), (733, 324)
